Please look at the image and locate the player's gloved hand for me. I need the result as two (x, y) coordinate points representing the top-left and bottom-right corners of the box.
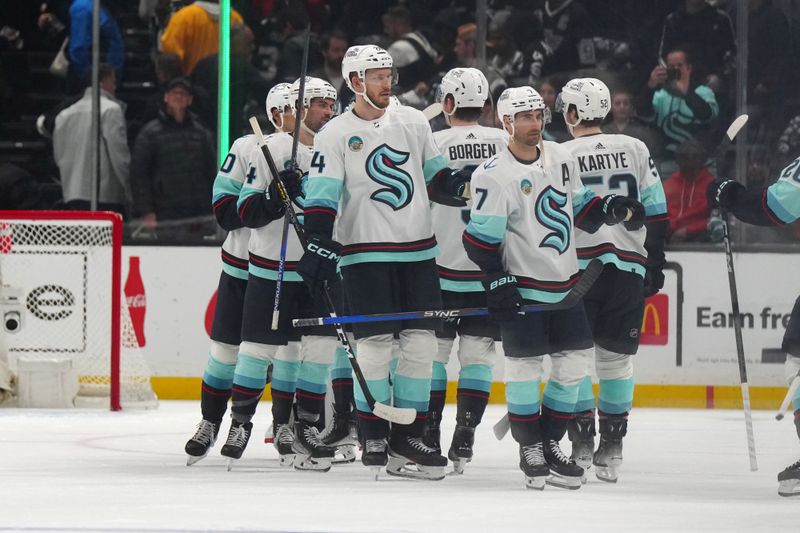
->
(427, 168), (471, 207)
(707, 179), (745, 209)
(297, 235), (342, 295)
(482, 272), (522, 322)
(269, 168), (304, 203)
(602, 194), (645, 230)
(643, 265), (665, 298)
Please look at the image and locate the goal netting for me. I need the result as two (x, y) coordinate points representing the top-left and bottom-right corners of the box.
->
(0, 210), (157, 409)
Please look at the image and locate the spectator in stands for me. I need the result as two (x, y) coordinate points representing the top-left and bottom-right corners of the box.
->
(776, 115), (800, 171)
(276, 5), (319, 83)
(663, 140), (715, 243)
(53, 64), (129, 215)
(532, 0), (592, 75)
(66, 0), (125, 93)
(130, 78), (216, 238)
(538, 76), (569, 143)
(191, 23), (269, 140)
(453, 23), (506, 103)
(310, 30), (348, 94)
(603, 87), (664, 161)
(385, 6), (438, 109)
(141, 52), (185, 126)
(640, 46), (718, 172)
(161, 0), (243, 75)
(658, 0), (736, 87)
(486, 9), (525, 85)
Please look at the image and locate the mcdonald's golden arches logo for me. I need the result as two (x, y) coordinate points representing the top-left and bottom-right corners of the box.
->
(640, 293), (668, 345)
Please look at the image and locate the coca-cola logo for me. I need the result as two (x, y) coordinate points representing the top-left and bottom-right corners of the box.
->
(126, 294), (146, 307)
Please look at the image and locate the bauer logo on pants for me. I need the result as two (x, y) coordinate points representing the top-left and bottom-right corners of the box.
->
(641, 293), (669, 345)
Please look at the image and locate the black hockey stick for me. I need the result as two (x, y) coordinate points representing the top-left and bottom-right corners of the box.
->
(248, 117), (416, 426)
(293, 259), (603, 327)
(272, 25), (311, 330)
(717, 114), (758, 471)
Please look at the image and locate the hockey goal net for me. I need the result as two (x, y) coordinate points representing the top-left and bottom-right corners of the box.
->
(0, 210), (157, 410)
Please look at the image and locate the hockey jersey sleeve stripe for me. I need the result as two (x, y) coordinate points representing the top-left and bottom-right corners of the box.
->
(573, 195), (602, 226)
(212, 174), (243, 203)
(423, 154), (449, 184)
(304, 176), (344, 210)
(766, 181), (800, 224)
(236, 185), (262, 210)
(571, 186), (598, 217)
(465, 212), (506, 244)
(640, 182), (668, 216)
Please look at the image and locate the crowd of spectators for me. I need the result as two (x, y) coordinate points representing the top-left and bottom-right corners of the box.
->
(0, 0), (798, 243)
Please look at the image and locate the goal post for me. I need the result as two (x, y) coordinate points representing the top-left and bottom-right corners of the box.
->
(0, 210), (157, 410)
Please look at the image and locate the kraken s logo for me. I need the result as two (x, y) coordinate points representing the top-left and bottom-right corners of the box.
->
(365, 144), (414, 210)
(535, 186), (571, 255)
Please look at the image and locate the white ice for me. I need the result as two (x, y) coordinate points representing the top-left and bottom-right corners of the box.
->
(0, 402), (797, 532)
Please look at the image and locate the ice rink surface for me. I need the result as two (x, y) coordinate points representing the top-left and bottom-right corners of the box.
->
(0, 402), (797, 533)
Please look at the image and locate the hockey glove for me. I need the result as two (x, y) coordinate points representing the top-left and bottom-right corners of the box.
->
(297, 236), (342, 295)
(602, 195), (645, 230)
(482, 272), (522, 323)
(268, 169), (304, 204)
(707, 179), (745, 209)
(428, 168), (471, 207)
(643, 265), (665, 298)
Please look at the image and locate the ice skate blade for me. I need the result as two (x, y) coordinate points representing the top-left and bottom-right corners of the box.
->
(594, 466), (619, 483)
(545, 473), (582, 490)
(386, 456), (445, 481)
(369, 466), (382, 481)
(332, 446), (357, 464)
(778, 479), (800, 497)
(450, 458), (466, 475)
(186, 453), (207, 466)
(525, 475), (546, 490)
(294, 454), (332, 472)
(279, 454), (296, 468)
(226, 458), (236, 471)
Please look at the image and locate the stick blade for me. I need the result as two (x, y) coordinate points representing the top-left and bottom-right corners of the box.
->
(492, 414), (510, 440)
(725, 114), (749, 142)
(372, 402), (417, 425)
(422, 102), (443, 121)
(572, 259), (603, 299)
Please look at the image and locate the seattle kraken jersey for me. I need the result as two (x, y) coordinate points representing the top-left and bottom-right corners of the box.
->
(212, 135), (255, 280)
(304, 105), (449, 267)
(465, 141), (598, 303)
(432, 125), (508, 292)
(237, 132), (312, 282)
(562, 133), (667, 277)
(765, 156), (800, 224)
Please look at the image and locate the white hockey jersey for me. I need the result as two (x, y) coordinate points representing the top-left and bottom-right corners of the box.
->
(431, 125), (508, 292)
(304, 105), (449, 267)
(561, 133), (667, 276)
(212, 134), (254, 280)
(237, 132), (312, 282)
(465, 141), (598, 303)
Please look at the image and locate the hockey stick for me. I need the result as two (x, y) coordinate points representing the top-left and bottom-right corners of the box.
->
(249, 117), (416, 425)
(272, 25), (311, 330)
(293, 259), (603, 327)
(422, 102), (442, 121)
(776, 370), (800, 421)
(715, 113), (757, 471)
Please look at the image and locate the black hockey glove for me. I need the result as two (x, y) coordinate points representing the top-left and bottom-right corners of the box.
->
(297, 235), (342, 295)
(602, 194), (645, 230)
(269, 168), (304, 203)
(643, 265), (665, 298)
(707, 179), (745, 209)
(428, 168), (471, 207)
(482, 272), (522, 323)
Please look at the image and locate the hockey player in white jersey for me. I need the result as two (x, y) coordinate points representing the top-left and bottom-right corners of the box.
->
(558, 78), (668, 483)
(708, 157), (800, 497)
(427, 67), (508, 473)
(183, 84), (294, 465)
(232, 78), (341, 471)
(298, 45), (472, 480)
(463, 86), (645, 490)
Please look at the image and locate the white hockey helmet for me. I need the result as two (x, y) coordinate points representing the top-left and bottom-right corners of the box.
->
(438, 67), (489, 113)
(556, 77), (611, 122)
(341, 44), (394, 93)
(290, 76), (338, 109)
(496, 86), (549, 124)
(265, 83), (293, 130)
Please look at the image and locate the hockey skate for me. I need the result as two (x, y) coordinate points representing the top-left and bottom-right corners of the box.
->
(220, 420), (253, 471)
(519, 442), (549, 490)
(185, 419), (219, 466)
(423, 416), (442, 454)
(778, 458), (800, 497)
(273, 423), (296, 467)
(386, 434), (448, 481)
(362, 438), (389, 480)
(568, 415), (595, 483)
(593, 437), (623, 483)
(543, 439), (583, 489)
(292, 420), (336, 472)
(447, 425), (475, 475)
(321, 409), (358, 464)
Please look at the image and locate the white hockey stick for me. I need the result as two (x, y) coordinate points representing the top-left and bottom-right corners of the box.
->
(422, 102), (442, 121)
(493, 413), (510, 440)
(776, 371), (800, 421)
